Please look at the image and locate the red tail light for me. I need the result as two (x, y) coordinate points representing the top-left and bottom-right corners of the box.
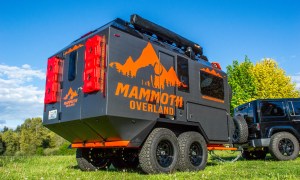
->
(211, 62), (222, 70)
(44, 56), (62, 104)
(83, 35), (106, 95)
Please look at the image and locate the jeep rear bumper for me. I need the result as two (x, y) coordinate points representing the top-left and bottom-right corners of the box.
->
(250, 138), (270, 147)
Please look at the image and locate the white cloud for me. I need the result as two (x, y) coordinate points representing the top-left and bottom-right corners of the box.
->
(0, 64), (45, 129)
(291, 73), (300, 90)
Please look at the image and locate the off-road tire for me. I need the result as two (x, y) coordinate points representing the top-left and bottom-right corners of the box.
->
(76, 148), (111, 171)
(111, 149), (139, 169)
(232, 116), (248, 144)
(139, 128), (179, 174)
(269, 132), (300, 161)
(242, 150), (267, 160)
(177, 131), (208, 171)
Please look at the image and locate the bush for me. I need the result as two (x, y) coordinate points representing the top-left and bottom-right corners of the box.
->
(43, 148), (59, 156)
(57, 142), (75, 155)
(36, 147), (44, 156)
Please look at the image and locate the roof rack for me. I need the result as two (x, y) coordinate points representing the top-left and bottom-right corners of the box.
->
(130, 14), (204, 59)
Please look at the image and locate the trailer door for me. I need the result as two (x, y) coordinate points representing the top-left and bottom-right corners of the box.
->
(60, 49), (83, 122)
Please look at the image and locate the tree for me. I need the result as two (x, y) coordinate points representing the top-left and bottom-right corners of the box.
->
(226, 56), (257, 112)
(251, 58), (300, 99)
(2, 129), (19, 155)
(19, 118), (50, 155)
(2, 126), (9, 133)
(0, 133), (4, 155)
(227, 57), (300, 112)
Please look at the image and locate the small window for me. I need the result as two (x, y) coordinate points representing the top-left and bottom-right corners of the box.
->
(261, 101), (285, 117)
(200, 71), (224, 100)
(288, 101), (300, 116)
(177, 56), (189, 92)
(68, 51), (77, 81)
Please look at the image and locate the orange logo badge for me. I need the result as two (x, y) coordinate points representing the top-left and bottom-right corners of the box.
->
(63, 87), (78, 107)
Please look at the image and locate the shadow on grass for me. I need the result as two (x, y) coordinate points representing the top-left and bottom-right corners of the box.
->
(68, 164), (146, 174)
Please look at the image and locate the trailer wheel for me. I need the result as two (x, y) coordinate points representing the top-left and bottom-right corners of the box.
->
(76, 148), (111, 171)
(232, 116), (248, 144)
(139, 128), (179, 174)
(177, 131), (208, 171)
(112, 149), (139, 169)
(269, 132), (300, 161)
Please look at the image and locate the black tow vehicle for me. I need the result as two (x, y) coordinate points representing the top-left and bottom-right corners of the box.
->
(43, 14), (244, 174)
(234, 98), (300, 160)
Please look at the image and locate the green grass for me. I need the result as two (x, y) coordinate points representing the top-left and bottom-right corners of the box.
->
(0, 152), (300, 180)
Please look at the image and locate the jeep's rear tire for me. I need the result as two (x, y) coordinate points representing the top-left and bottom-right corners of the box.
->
(232, 116), (248, 144)
(242, 150), (267, 160)
(177, 132), (208, 171)
(139, 128), (179, 174)
(76, 148), (111, 171)
(269, 132), (300, 161)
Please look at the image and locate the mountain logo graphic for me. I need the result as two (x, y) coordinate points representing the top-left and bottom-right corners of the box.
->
(109, 42), (186, 89)
(63, 87), (78, 100)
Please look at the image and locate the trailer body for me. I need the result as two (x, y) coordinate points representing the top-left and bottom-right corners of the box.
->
(43, 15), (236, 173)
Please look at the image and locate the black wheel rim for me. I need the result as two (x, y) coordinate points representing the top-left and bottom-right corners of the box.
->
(89, 148), (109, 168)
(233, 128), (239, 141)
(278, 138), (294, 156)
(156, 140), (174, 168)
(189, 142), (203, 166)
(232, 122), (239, 142)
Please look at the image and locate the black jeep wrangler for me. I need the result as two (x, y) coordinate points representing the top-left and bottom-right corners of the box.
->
(234, 98), (300, 160)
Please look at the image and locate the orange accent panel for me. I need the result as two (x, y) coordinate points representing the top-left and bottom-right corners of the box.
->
(71, 141), (130, 148)
(207, 144), (237, 151)
(202, 95), (224, 103)
(109, 42), (186, 89)
(200, 68), (223, 78)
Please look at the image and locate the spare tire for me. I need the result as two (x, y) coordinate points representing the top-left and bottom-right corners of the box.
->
(232, 116), (248, 144)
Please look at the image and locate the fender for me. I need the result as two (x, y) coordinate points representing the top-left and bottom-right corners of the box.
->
(267, 126), (300, 140)
(156, 118), (210, 143)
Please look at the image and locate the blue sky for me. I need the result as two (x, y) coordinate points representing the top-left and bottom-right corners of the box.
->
(0, 0), (299, 129)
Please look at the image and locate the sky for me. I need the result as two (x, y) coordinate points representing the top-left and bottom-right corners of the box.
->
(0, 0), (299, 129)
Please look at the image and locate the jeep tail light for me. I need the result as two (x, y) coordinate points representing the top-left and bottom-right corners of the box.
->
(255, 123), (261, 131)
(44, 56), (62, 104)
(83, 35), (106, 95)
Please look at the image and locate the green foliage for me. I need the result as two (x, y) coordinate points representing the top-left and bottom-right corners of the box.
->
(252, 58), (300, 99)
(19, 118), (46, 155)
(2, 129), (19, 156)
(227, 57), (300, 111)
(226, 56), (257, 112)
(0, 134), (4, 155)
(1, 126), (9, 133)
(57, 142), (75, 155)
(0, 117), (71, 156)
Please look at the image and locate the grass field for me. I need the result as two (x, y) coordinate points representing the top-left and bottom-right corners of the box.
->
(1, 152), (300, 179)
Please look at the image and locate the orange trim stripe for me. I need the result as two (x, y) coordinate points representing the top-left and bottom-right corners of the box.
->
(200, 68), (223, 78)
(71, 141), (130, 148)
(207, 147), (238, 151)
(202, 95), (224, 103)
(207, 144), (237, 151)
